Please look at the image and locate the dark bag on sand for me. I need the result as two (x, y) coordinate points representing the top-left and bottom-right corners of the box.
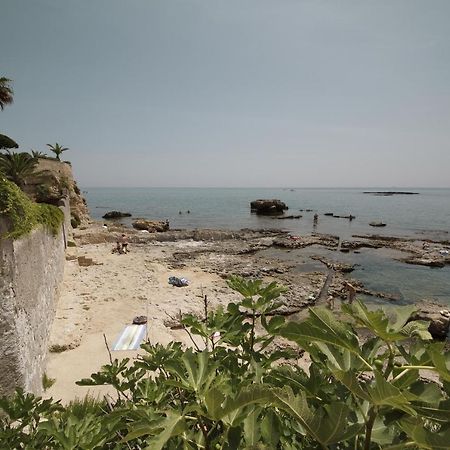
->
(168, 276), (189, 287)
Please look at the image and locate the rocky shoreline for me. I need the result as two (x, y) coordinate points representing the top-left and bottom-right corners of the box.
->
(72, 222), (450, 339)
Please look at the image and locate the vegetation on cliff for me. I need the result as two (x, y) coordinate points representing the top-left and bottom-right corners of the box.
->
(0, 177), (64, 239)
(47, 143), (69, 161)
(0, 151), (41, 188)
(0, 277), (449, 449)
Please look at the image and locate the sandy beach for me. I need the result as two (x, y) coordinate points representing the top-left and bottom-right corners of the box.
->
(45, 227), (250, 402)
(45, 221), (450, 402)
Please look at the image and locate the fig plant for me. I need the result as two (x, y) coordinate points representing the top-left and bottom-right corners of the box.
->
(0, 276), (449, 449)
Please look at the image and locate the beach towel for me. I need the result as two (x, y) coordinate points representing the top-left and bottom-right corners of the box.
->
(112, 324), (146, 351)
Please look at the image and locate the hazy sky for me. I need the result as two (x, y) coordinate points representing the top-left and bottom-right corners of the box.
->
(1, 0), (449, 187)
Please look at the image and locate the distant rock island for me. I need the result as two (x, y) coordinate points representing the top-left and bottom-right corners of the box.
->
(363, 191), (419, 196)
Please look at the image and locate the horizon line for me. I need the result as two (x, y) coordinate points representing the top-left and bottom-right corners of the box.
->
(80, 186), (450, 190)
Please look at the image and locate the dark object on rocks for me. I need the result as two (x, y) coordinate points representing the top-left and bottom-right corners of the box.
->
(103, 211), (132, 219)
(250, 199), (288, 215)
(132, 315), (147, 325)
(132, 219), (169, 232)
(324, 212), (334, 216)
(369, 221), (386, 227)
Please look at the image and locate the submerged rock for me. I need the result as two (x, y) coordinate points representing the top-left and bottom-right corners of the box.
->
(402, 257), (446, 268)
(276, 215), (302, 220)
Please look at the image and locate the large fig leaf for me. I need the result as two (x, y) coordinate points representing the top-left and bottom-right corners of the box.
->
(280, 307), (360, 355)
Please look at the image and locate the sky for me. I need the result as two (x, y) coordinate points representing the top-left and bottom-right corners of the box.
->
(1, 0), (449, 188)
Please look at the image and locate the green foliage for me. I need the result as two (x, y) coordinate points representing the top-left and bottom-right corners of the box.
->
(31, 149), (47, 158)
(0, 77), (14, 110)
(1, 278), (449, 449)
(0, 133), (18, 150)
(0, 177), (64, 239)
(71, 213), (81, 229)
(47, 142), (69, 161)
(0, 151), (40, 187)
(42, 373), (56, 392)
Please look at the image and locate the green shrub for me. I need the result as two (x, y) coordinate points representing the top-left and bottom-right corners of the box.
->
(0, 277), (449, 449)
(41, 373), (55, 391)
(0, 177), (64, 239)
(70, 212), (81, 229)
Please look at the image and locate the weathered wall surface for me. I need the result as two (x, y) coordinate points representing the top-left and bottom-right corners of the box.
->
(0, 220), (65, 396)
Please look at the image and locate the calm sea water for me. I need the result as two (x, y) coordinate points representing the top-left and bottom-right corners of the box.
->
(84, 187), (450, 306)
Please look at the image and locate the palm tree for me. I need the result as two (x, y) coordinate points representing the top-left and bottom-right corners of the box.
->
(47, 142), (69, 161)
(0, 77), (14, 110)
(31, 149), (47, 158)
(0, 151), (39, 188)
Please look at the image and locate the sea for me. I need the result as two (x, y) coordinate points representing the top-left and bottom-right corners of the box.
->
(84, 187), (450, 306)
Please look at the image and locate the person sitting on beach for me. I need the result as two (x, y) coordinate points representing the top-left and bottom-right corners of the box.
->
(119, 234), (129, 253)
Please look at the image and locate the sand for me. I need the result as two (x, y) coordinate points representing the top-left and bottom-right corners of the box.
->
(45, 238), (237, 403)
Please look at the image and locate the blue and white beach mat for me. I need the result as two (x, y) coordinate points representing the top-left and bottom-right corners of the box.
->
(112, 324), (147, 351)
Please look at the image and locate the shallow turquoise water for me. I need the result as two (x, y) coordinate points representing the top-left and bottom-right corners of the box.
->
(262, 246), (450, 307)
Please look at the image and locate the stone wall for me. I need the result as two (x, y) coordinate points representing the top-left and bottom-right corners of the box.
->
(0, 219), (65, 396)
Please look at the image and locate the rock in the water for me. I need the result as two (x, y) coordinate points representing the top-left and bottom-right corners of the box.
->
(402, 257), (445, 268)
(250, 199), (288, 215)
(132, 219), (169, 233)
(103, 211), (132, 219)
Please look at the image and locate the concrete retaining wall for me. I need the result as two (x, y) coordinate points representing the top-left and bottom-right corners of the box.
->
(0, 220), (65, 396)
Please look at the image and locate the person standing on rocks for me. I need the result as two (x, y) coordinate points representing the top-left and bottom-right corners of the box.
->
(326, 295), (335, 310)
(344, 281), (356, 304)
